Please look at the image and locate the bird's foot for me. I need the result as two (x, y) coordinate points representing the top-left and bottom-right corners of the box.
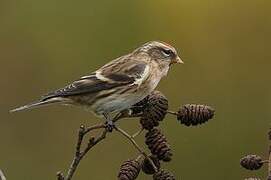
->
(105, 120), (115, 132)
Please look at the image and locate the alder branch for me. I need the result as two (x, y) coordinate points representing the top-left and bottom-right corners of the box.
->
(114, 126), (158, 173)
(56, 112), (158, 180)
(55, 95), (215, 180)
(57, 123), (107, 180)
(56, 112), (142, 180)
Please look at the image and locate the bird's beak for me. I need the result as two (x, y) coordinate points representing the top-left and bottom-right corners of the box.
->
(172, 56), (184, 64)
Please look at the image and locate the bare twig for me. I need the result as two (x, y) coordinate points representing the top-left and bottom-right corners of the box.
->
(57, 123), (107, 180)
(0, 170), (6, 180)
(57, 111), (158, 180)
(132, 127), (144, 138)
(135, 154), (144, 162)
(167, 110), (178, 116)
(114, 126), (158, 173)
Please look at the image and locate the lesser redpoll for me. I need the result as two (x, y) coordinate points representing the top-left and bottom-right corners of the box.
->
(10, 41), (183, 122)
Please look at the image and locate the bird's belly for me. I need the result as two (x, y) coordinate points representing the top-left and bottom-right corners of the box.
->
(95, 76), (160, 114)
(92, 93), (144, 115)
(81, 73), (162, 116)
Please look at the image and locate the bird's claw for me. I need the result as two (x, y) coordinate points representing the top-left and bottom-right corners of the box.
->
(105, 120), (115, 132)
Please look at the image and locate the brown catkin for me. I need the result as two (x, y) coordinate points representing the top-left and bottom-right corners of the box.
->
(240, 155), (263, 170)
(145, 128), (172, 162)
(142, 155), (161, 175)
(118, 159), (141, 180)
(177, 104), (215, 126)
(153, 169), (175, 180)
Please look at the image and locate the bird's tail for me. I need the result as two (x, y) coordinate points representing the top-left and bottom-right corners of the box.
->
(9, 97), (66, 113)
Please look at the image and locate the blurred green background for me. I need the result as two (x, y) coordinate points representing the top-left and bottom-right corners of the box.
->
(1, 0), (270, 179)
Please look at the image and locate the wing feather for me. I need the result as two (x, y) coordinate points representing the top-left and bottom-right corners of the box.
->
(42, 57), (149, 101)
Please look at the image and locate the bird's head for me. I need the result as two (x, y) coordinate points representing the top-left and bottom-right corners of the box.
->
(134, 41), (183, 67)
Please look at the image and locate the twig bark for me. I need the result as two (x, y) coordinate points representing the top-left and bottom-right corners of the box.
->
(132, 127), (144, 138)
(57, 123), (107, 180)
(0, 170), (6, 180)
(57, 111), (158, 180)
(114, 126), (158, 173)
(167, 110), (178, 116)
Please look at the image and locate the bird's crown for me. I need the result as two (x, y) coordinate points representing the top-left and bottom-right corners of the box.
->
(138, 41), (176, 53)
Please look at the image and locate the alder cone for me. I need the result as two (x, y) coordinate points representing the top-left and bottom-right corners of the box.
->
(118, 159), (141, 180)
(177, 104), (215, 126)
(145, 128), (172, 162)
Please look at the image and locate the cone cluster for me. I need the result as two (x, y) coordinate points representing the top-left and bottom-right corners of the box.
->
(116, 91), (215, 179)
(118, 159), (141, 180)
(177, 104), (215, 126)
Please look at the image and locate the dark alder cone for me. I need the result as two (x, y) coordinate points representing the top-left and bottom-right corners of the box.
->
(145, 128), (172, 162)
(177, 104), (215, 126)
(140, 91), (168, 130)
(118, 159), (141, 180)
(128, 90), (168, 130)
(140, 116), (160, 130)
(240, 155), (263, 170)
(142, 155), (161, 175)
(153, 169), (175, 180)
(129, 95), (150, 116)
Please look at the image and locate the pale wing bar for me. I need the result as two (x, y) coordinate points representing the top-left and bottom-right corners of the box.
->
(41, 63), (147, 101)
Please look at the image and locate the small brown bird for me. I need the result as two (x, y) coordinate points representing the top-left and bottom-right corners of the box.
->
(10, 41), (183, 122)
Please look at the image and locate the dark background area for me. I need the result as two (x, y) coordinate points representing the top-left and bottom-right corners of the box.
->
(0, 0), (270, 179)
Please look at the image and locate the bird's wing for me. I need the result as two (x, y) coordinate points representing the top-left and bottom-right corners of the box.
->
(99, 55), (150, 86)
(42, 56), (149, 101)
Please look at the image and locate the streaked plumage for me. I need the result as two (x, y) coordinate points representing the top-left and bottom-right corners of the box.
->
(10, 41), (183, 118)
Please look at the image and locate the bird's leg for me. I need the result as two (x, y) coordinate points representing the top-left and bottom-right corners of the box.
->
(103, 113), (114, 132)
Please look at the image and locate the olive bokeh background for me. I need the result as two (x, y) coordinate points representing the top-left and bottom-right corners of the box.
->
(1, 0), (270, 179)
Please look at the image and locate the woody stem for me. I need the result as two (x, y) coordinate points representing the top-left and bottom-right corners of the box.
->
(114, 126), (158, 172)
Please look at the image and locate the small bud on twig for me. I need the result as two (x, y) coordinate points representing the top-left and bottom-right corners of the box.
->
(240, 155), (263, 170)
(177, 104), (215, 126)
(79, 125), (85, 134)
(153, 169), (175, 180)
(118, 159), (141, 180)
(142, 155), (161, 175)
(145, 128), (172, 162)
(88, 136), (95, 146)
(56, 171), (65, 180)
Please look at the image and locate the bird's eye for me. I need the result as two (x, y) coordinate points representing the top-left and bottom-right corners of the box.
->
(161, 49), (173, 57)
